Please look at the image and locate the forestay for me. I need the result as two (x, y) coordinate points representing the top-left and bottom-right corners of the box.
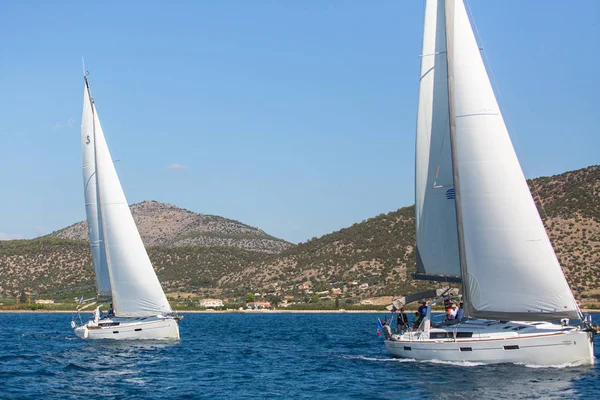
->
(88, 84), (172, 318)
(445, 0), (579, 320)
(415, 0), (461, 280)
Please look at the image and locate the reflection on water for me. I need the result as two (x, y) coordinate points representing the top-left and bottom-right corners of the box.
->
(0, 312), (597, 399)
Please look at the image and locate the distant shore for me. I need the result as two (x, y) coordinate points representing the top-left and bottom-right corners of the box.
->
(0, 309), (598, 314)
(0, 309), (382, 314)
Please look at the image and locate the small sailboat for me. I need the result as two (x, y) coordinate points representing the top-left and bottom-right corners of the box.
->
(72, 71), (181, 340)
(382, 0), (594, 365)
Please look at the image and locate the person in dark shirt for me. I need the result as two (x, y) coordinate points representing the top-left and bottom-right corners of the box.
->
(397, 308), (409, 332)
(413, 311), (421, 330)
(417, 302), (428, 320)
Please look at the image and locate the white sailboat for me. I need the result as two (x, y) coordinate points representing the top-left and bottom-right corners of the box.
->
(382, 0), (595, 365)
(72, 72), (181, 340)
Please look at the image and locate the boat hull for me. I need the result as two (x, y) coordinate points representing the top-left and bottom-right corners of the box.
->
(74, 316), (180, 340)
(385, 329), (594, 366)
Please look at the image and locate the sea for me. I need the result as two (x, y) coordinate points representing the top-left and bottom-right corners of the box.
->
(0, 312), (598, 399)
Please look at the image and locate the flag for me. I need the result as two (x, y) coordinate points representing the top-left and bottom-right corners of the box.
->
(377, 318), (383, 337)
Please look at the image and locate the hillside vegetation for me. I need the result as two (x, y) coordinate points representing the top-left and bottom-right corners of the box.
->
(0, 166), (598, 306)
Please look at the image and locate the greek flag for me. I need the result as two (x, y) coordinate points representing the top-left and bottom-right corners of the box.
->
(446, 188), (455, 200)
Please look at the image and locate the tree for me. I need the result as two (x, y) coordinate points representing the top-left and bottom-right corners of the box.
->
(245, 292), (255, 304)
(310, 294), (320, 304)
(335, 297), (339, 309)
(266, 294), (282, 308)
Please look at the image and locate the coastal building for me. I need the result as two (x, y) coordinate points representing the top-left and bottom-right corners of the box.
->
(200, 299), (224, 308)
(35, 299), (54, 304)
(246, 301), (271, 310)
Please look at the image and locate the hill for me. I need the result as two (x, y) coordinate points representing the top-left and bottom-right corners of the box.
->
(0, 166), (598, 306)
(224, 165), (600, 304)
(51, 200), (291, 254)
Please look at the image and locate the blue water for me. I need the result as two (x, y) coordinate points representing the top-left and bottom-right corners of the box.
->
(0, 313), (598, 399)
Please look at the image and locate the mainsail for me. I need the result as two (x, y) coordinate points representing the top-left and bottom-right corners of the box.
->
(443, 0), (579, 320)
(83, 79), (172, 317)
(414, 0), (461, 282)
(82, 81), (111, 297)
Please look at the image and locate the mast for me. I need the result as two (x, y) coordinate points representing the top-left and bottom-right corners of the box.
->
(86, 73), (118, 308)
(87, 74), (110, 301)
(82, 72), (112, 298)
(444, 0), (471, 315)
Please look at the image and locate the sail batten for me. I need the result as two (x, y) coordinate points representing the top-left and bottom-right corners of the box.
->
(441, 0), (579, 320)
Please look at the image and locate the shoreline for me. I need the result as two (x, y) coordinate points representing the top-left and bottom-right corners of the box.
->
(0, 309), (598, 314)
(0, 309), (384, 314)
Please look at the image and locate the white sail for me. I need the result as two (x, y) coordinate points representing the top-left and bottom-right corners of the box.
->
(445, 0), (579, 320)
(82, 83), (111, 297)
(415, 0), (461, 280)
(90, 88), (172, 318)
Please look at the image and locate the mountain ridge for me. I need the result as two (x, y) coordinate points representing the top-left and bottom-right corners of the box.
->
(51, 200), (292, 254)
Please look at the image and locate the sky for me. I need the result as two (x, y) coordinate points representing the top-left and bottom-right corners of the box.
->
(0, 0), (598, 244)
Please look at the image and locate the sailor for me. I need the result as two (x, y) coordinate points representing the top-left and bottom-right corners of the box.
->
(456, 302), (464, 321)
(449, 304), (458, 319)
(108, 304), (114, 317)
(397, 308), (409, 332)
(417, 301), (427, 321)
(93, 306), (100, 323)
(413, 311), (421, 329)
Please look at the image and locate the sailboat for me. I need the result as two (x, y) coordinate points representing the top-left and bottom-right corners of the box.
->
(382, 0), (595, 365)
(72, 72), (181, 340)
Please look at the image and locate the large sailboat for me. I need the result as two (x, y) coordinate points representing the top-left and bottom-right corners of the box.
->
(382, 0), (594, 365)
(72, 72), (181, 340)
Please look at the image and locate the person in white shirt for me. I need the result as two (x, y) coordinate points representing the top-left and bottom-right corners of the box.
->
(449, 304), (458, 319)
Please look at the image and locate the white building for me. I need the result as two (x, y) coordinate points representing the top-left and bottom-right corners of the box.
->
(200, 299), (224, 308)
(35, 299), (54, 304)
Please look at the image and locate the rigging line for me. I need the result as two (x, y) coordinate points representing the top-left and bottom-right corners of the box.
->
(463, 0), (550, 222)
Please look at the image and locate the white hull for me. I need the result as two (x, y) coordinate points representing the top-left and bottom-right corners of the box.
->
(384, 320), (594, 366)
(74, 316), (180, 340)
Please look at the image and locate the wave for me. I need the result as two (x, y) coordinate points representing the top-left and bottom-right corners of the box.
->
(345, 355), (487, 367)
(0, 354), (41, 362)
(517, 360), (589, 369)
(343, 355), (417, 363)
(425, 359), (486, 367)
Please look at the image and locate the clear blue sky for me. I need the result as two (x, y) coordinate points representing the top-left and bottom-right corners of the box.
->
(0, 1), (598, 243)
